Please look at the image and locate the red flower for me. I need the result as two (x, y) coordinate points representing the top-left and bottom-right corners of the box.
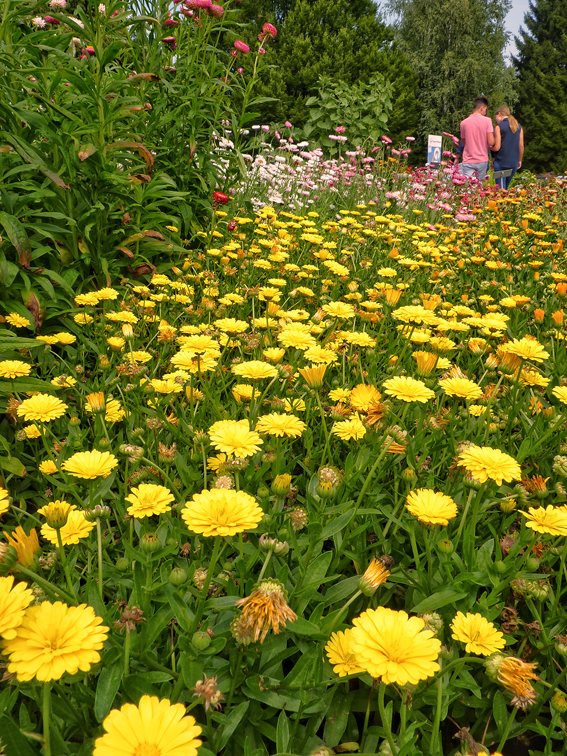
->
(212, 191), (230, 205)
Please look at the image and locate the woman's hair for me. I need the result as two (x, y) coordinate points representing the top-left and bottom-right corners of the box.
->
(496, 105), (519, 134)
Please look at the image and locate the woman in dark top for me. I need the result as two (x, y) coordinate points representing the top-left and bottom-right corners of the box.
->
(492, 105), (524, 190)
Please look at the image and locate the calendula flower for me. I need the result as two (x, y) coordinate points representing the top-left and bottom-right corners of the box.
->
(41, 510), (95, 545)
(383, 376), (435, 403)
(457, 446), (521, 486)
(503, 337), (549, 363)
(16, 394), (68, 422)
(552, 386), (567, 405)
(62, 450), (118, 479)
(325, 629), (365, 677)
(406, 489), (458, 526)
(263, 347), (286, 363)
(233, 579), (297, 644)
(450, 612), (506, 655)
(493, 655), (539, 710)
(39, 460), (59, 475)
(329, 388), (351, 403)
(520, 505), (567, 536)
(519, 370), (550, 388)
(170, 351), (218, 373)
(232, 361), (279, 380)
(214, 318), (249, 334)
(3, 527), (40, 569)
(0, 360), (31, 379)
(1, 601), (108, 681)
(0, 575), (34, 640)
(350, 607), (441, 685)
(392, 305), (441, 327)
(322, 302), (355, 319)
(182, 489), (263, 537)
(278, 327), (317, 350)
(332, 415), (367, 441)
(349, 384), (381, 412)
(412, 350), (439, 376)
(5, 313), (31, 328)
(209, 419), (263, 458)
(93, 696), (202, 756)
(0, 488), (10, 517)
(358, 558), (390, 595)
(298, 364), (327, 388)
(255, 413), (306, 438)
(125, 484), (174, 518)
(439, 377), (483, 400)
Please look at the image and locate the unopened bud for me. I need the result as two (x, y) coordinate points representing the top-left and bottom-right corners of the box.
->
(139, 532), (161, 553)
(271, 474), (292, 496)
(169, 567), (187, 586)
(192, 630), (212, 651)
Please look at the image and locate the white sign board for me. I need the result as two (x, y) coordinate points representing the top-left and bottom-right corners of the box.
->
(427, 135), (442, 165)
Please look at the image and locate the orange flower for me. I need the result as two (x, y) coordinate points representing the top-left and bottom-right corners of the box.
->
(232, 580), (297, 644)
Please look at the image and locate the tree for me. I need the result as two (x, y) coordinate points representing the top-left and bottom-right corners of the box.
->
(387, 0), (511, 138)
(231, 0), (420, 144)
(513, 0), (567, 173)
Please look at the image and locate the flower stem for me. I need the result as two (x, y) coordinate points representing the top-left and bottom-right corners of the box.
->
(553, 538), (567, 614)
(56, 529), (78, 602)
(124, 629), (131, 677)
(378, 682), (397, 755)
(356, 437), (395, 508)
(496, 706), (517, 752)
(42, 682), (52, 756)
(258, 550), (272, 582)
(429, 677), (443, 755)
(315, 391), (331, 464)
(16, 565), (76, 605)
(96, 519), (104, 601)
(190, 538), (225, 634)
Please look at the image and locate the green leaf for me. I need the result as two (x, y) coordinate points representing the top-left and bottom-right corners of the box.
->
(217, 701), (249, 751)
(288, 617), (327, 639)
(0, 212), (32, 268)
(321, 509), (354, 540)
(411, 589), (469, 613)
(276, 710), (290, 754)
(492, 690), (508, 736)
(94, 664), (123, 722)
(0, 377), (57, 394)
(0, 714), (39, 756)
(0, 456), (26, 477)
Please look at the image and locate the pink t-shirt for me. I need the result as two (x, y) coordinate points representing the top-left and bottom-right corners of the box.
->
(460, 112), (494, 163)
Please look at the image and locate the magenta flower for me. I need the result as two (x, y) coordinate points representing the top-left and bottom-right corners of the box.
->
(335, 126), (346, 133)
(262, 22), (277, 37)
(163, 18), (178, 26)
(234, 40), (250, 54)
(285, 121), (292, 128)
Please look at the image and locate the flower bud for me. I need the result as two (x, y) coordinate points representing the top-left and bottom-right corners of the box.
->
(139, 532), (161, 553)
(552, 691), (567, 713)
(257, 485), (270, 502)
(84, 504), (111, 522)
(115, 557), (130, 572)
(0, 543), (18, 575)
(401, 467), (416, 481)
(553, 455), (567, 478)
(192, 630), (212, 651)
(499, 497), (517, 513)
(86, 392), (106, 413)
(169, 567), (187, 586)
(438, 539), (453, 555)
(316, 479), (335, 499)
(358, 558), (389, 596)
(419, 611), (444, 635)
(287, 507), (308, 531)
(271, 474), (292, 496)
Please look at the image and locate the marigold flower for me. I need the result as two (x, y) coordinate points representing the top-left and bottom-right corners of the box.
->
(255, 413), (306, 438)
(182, 489), (263, 537)
(457, 446), (521, 486)
(495, 655), (539, 709)
(232, 360), (279, 380)
(0, 360), (32, 379)
(233, 579), (297, 644)
(41, 510), (96, 545)
(16, 394), (68, 422)
(382, 376), (435, 403)
(125, 484), (175, 519)
(39, 460), (59, 475)
(209, 419), (263, 458)
(3, 526), (40, 568)
(322, 302), (355, 319)
(392, 305), (441, 327)
(1, 601), (108, 681)
(0, 575), (34, 640)
(93, 695), (202, 756)
(406, 489), (458, 526)
(450, 612), (506, 655)
(325, 629), (365, 677)
(439, 376), (483, 400)
(331, 414), (367, 441)
(358, 558), (390, 595)
(350, 607), (441, 685)
(552, 386), (567, 405)
(412, 350), (438, 376)
(349, 384), (381, 412)
(502, 336), (549, 363)
(5, 313), (31, 328)
(62, 450), (118, 479)
(298, 364), (327, 388)
(521, 505), (567, 536)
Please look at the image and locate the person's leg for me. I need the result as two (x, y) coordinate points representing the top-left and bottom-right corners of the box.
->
(477, 162), (490, 181)
(493, 159), (505, 189)
(504, 167), (517, 190)
(459, 163), (476, 177)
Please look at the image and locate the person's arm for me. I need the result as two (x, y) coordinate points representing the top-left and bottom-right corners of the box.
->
(492, 125), (501, 153)
(518, 128), (524, 169)
(487, 127), (495, 149)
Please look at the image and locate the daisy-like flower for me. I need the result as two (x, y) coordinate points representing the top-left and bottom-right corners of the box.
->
(382, 376), (435, 403)
(439, 377), (483, 400)
(0, 488), (10, 517)
(349, 384), (382, 412)
(5, 313), (31, 328)
(552, 386), (567, 405)
(232, 361), (279, 380)
(126, 350), (152, 364)
(520, 505), (567, 536)
(519, 370), (550, 388)
(491, 655), (539, 710)
(150, 379), (183, 394)
(37, 500), (75, 525)
(329, 388), (351, 403)
(0, 575), (34, 640)
(322, 302), (355, 319)
(298, 364), (327, 388)
(263, 347), (286, 363)
(41, 510), (96, 546)
(3, 527), (40, 569)
(450, 612), (506, 655)
(1, 601), (108, 681)
(0, 360), (31, 379)
(51, 375), (77, 388)
(255, 413), (306, 438)
(350, 607), (441, 685)
(214, 318), (249, 334)
(182, 489), (263, 537)
(39, 460), (58, 475)
(125, 484), (174, 518)
(62, 450), (118, 479)
(503, 336), (549, 363)
(406, 489), (458, 526)
(170, 351), (218, 374)
(16, 394), (68, 422)
(332, 415), (367, 441)
(233, 579), (297, 644)
(106, 311), (138, 324)
(278, 327), (317, 350)
(93, 695), (202, 756)
(412, 350), (439, 376)
(325, 629), (365, 677)
(344, 332), (376, 348)
(209, 419), (263, 458)
(358, 558), (390, 595)
(457, 446), (521, 486)
(392, 305), (441, 327)
(176, 334), (220, 355)
(304, 346), (339, 365)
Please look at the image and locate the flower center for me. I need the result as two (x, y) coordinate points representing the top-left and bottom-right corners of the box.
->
(134, 744), (161, 756)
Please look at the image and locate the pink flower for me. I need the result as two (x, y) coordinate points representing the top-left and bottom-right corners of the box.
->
(258, 47), (266, 54)
(44, 15), (61, 24)
(285, 121), (292, 128)
(262, 22), (277, 37)
(335, 126), (346, 133)
(381, 135), (392, 144)
(405, 136), (415, 142)
(234, 40), (250, 54)
(236, 67), (244, 74)
(205, 3), (224, 17)
(164, 18), (178, 26)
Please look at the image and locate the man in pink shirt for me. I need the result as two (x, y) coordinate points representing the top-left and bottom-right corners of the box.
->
(459, 97), (495, 181)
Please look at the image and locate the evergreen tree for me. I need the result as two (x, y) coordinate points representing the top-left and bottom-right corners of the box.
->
(231, 0), (420, 144)
(513, 0), (567, 174)
(387, 0), (511, 138)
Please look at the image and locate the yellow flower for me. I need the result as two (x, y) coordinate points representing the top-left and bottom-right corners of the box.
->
(332, 415), (367, 441)
(0, 575), (34, 640)
(50, 375), (77, 388)
(0, 360), (31, 379)
(495, 655), (539, 709)
(304, 346), (339, 365)
(521, 505), (567, 536)
(439, 377), (483, 400)
(233, 579), (297, 644)
(519, 370), (550, 388)
(107, 337), (125, 350)
(126, 350), (152, 364)
(263, 347), (286, 363)
(0, 488), (9, 517)
(450, 612), (506, 656)
(125, 484), (175, 519)
(392, 305), (441, 326)
(329, 388), (351, 403)
(207, 453), (229, 473)
(325, 629), (365, 677)
(1, 601), (108, 681)
(5, 313), (31, 328)
(278, 327), (317, 350)
(41, 510), (96, 545)
(255, 413), (306, 438)
(214, 318), (249, 334)
(37, 500), (76, 526)
(349, 384), (382, 412)
(170, 351), (218, 374)
(457, 446), (521, 486)
(209, 419), (263, 458)
(232, 361), (279, 380)
(93, 696), (202, 756)
(382, 376), (435, 403)
(62, 450), (118, 479)
(3, 527), (40, 569)
(406, 489), (458, 526)
(358, 558), (390, 594)
(350, 607), (441, 685)
(39, 460), (59, 475)
(552, 386), (567, 405)
(502, 336), (549, 363)
(16, 394), (68, 422)
(182, 489), (263, 537)
(412, 350), (439, 376)
(322, 302), (355, 319)
(298, 364), (327, 388)
(150, 379), (183, 394)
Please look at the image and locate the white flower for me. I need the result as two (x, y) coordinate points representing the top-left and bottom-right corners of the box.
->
(98, 3), (106, 11)
(32, 16), (46, 26)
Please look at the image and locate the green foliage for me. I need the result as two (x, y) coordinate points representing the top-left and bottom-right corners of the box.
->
(302, 75), (394, 153)
(388, 0), (511, 138)
(513, 0), (567, 173)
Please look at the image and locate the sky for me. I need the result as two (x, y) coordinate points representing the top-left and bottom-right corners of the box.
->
(505, 0), (532, 59)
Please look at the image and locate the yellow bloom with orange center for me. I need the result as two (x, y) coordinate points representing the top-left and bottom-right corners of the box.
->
(0, 575), (34, 640)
